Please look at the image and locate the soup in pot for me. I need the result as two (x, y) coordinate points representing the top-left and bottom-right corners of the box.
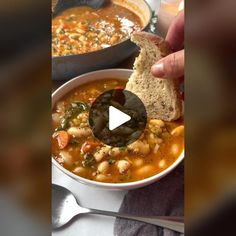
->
(52, 3), (143, 56)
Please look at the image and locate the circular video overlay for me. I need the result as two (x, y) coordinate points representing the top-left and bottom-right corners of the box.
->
(89, 89), (147, 147)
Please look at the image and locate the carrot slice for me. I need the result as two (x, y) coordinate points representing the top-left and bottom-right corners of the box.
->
(53, 131), (69, 149)
(81, 141), (99, 153)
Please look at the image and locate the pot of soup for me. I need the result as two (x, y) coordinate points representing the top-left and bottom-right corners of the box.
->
(52, 0), (152, 80)
(52, 69), (184, 190)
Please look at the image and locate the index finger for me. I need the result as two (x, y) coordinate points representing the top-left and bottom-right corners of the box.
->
(166, 10), (184, 51)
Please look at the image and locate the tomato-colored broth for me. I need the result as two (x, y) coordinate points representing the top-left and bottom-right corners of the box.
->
(52, 79), (184, 183)
(52, 3), (142, 56)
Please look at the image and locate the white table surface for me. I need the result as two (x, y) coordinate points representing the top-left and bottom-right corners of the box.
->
(52, 166), (127, 236)
(52, 1), (160, 235)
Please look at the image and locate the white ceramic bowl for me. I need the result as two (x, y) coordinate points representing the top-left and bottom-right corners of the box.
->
(52, 69), (184, 190)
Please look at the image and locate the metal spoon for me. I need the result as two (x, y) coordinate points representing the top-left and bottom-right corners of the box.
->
(52, 184), (184, 233)
(52, 0), (107, 16)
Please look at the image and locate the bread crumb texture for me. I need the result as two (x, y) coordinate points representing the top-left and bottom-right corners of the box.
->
(126, 32), (182, 121)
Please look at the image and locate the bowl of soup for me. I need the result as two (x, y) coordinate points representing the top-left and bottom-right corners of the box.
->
(52, 69), (184, 190)
(52, 0), (152, 80)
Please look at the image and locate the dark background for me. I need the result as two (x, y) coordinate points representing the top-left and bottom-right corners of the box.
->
(0, 0), (236, 235)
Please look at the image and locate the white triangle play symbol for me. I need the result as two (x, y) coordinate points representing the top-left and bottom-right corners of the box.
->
(109, 106), (131, 131)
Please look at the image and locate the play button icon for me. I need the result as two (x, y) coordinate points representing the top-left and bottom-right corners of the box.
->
(109, 106), (131, 131)
(89, 89), (147, 147)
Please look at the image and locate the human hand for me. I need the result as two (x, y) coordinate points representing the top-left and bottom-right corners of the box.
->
(151, 11), (184, 79)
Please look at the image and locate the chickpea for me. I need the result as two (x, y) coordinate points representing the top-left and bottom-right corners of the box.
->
(98, 161), (109, 174)
(117, 160), (131, 174)
(171, 125), (184, 136)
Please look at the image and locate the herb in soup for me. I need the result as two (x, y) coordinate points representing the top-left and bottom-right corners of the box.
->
(52, 3), (143, 56)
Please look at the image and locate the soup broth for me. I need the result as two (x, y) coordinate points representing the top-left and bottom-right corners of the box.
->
(52, 3), (143, 56)
(52, 79), (184, 183)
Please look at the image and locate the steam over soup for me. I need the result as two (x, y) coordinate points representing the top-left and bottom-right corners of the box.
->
(52, 79), (184, 183)
(52, 3), (143, 56)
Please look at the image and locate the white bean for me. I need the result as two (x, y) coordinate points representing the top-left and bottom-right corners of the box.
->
(149, 119), (165, 127)
(77, 112), (88, 120)
(109, 147), (121, 157)
(135, 165), (155, 177)
(94, 146), (110, 162)
(67, 127), (92, 138)
(117, 160), (131, 174)
(132, 158), (144, 168)
(56, 101), (65, 113)
(128, 140), (150, 155)
(59, 151), (73, 166)
(73, 166), (86, 176)
(76, 28), (86, 34)
(159, 159), (166, 168)
(171, 125), (184, 136)
(149, 119), (165, 135)
(98, 161), (109, 174)
(110, 35), (120, 44)
(171, 144), (179, 155)
(79, 35), (86, 42)
(69, 33), (80, 39)
(95, 174), (108, 182)
(52, 113), (60, 126)
(148, 133), (163, 145)
(153, 144), (160, 154)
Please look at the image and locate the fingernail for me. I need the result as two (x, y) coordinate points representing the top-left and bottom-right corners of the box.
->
(151, 63), (165, 77)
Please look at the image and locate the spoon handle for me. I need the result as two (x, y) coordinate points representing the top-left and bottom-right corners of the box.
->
(85, 208), (184, 233)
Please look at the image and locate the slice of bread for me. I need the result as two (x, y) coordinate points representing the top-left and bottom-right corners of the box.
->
(126, 32), (182, 121)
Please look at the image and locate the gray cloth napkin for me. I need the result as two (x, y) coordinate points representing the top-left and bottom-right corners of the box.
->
(114, 164), (184, 236)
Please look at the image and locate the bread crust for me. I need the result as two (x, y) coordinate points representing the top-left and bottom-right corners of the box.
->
(133, 31), (172, 57)
(126, 32), (182, 121)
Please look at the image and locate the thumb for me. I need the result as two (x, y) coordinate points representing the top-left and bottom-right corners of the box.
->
(151, 50), (184, 78)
